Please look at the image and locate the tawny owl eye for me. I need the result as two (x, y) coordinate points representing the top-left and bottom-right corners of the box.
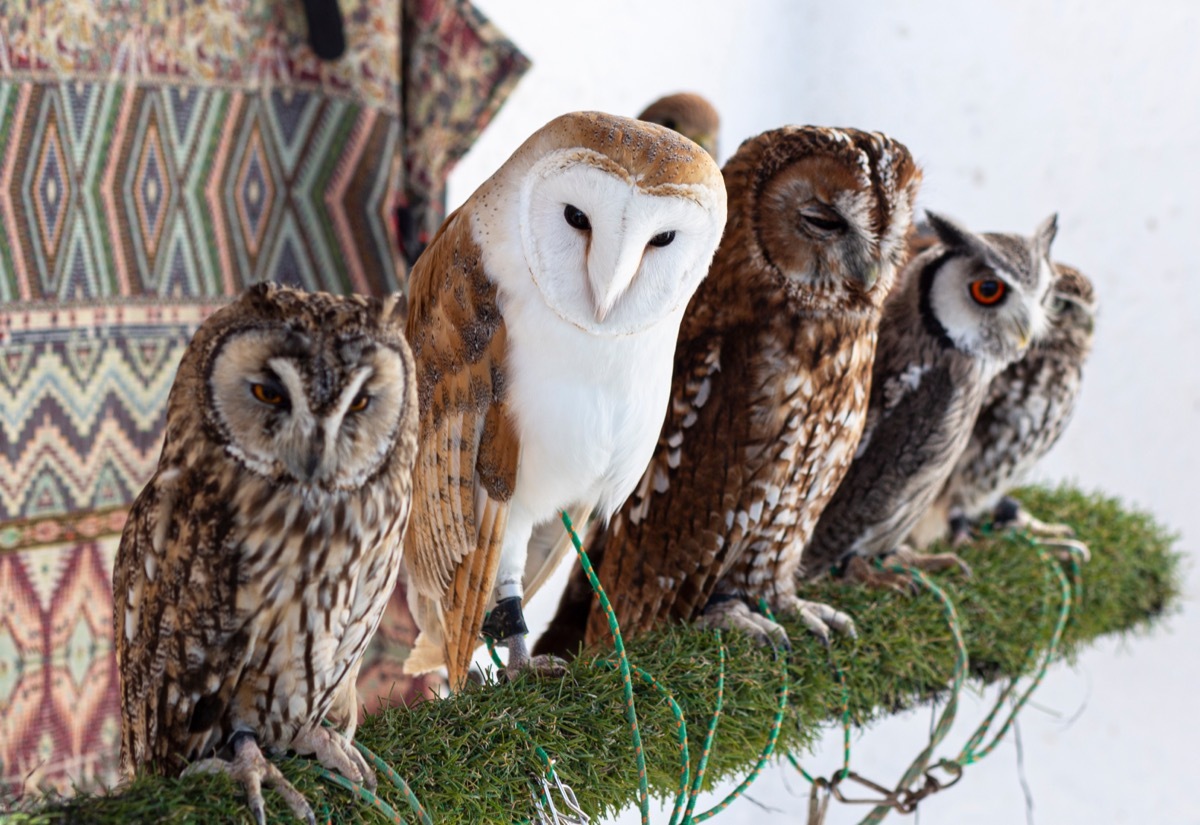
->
(347, 391), (370, 413)
(799, 206), (847, 234)
(648, 230), (676, 248)
(563, 204), (591, 231)
(970, 279), (1007, 306)
(250, 381), (287, 407)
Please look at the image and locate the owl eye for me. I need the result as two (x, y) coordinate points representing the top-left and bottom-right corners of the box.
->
(648, 230), (676, 248)
(347, 391), (370, 413)
(661, 118), (678, 131)
(563, 204), (591, 231)
(970, 279), (1007, 306)
(250, 381), (287, 407)
(799, 207), (847, 234)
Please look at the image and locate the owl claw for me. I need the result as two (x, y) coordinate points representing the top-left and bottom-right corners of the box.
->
(185, 731), (316, 825)
(291, 723), (377, 792)
(697, 598), (791, 650)
(772, 594), (858, 642)
(500, 633), (570, 682)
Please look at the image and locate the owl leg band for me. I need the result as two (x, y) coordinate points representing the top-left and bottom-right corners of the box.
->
(185, 731), (317, 825)
(481, 596), (529, 642)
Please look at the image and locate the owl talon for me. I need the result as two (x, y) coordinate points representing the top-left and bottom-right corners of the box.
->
(887, 546), (973, 579)
(698, 598), (791, 650)
(837, 553), (915, 595)
(772, 593), (858, 642)
(185, 731), (317, 825)
(501, 633), (569, 682)
(291, 723), (376, 791)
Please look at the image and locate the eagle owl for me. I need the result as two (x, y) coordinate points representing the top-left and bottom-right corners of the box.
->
(400, 112), (727, 689)
(637, 92), (721, 158)
(113, 283), (418, 824)
(536, 125), (922, 656)
(803, 212), (1058, 585)
(910, 261), (1097, 547)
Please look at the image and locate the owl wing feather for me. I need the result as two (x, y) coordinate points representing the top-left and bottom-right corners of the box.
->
(522, 501), (594, 606)
(805, 360), (959, 571)
(115, 466), (251, 775)
(402, 209), (521, 688)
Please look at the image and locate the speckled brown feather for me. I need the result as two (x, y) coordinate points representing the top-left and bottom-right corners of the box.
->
(114, 284), (417, 777)
(536, 127), (921, 652)
(401, 207), (520, 689)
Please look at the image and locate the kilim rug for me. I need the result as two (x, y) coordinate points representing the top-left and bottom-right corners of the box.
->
(0, 0), (528, 802)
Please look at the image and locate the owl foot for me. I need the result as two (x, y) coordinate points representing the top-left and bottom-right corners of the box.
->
(771, 593), (858, 644)
(992, 497), (1090, 561)
(886, 545), (974, 578)
(836, 553), (917, 595)
(501, 632), (569, 682)
(697, 596), (790, 650)
(185, 731), (317, 825)
(994, 496), (1075, 538)
(291, 723), (376, 791)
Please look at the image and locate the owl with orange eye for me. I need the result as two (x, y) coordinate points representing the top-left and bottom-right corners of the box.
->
(801, 211), (1058, 589)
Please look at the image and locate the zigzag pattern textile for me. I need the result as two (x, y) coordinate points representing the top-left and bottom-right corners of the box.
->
(0, 0), (528, 800)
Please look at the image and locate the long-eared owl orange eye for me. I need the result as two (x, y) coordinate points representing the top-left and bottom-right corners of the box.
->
(251, 382), (285, 405)
(969, 279), (1007, 306)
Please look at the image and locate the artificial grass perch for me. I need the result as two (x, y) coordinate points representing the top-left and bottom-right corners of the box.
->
(13, 485), (1182, 824)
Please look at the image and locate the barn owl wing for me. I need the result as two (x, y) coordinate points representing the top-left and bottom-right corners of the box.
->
(402, 209), (521, 689)
(522, 501), (594, 606)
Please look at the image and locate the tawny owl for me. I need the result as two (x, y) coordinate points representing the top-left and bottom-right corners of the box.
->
(400, 112), (727, 690)
(909, 261), (1096, 548)
(803, 212), (1057, 586)
(637, 92), (721, 158)
(113, 283), (418, 825)
(535, 125), (922, 657)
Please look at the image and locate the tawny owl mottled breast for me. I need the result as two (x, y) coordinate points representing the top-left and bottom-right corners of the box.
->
(113, 282), (418, 822)
(536, 125), (922, 656)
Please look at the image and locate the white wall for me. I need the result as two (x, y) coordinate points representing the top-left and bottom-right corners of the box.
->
(448, 2), (1199, 822)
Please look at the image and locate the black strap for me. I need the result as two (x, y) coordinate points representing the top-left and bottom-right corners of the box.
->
(300, 0), (346, 61)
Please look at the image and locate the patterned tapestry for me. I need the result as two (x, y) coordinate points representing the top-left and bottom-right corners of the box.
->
(0, 0), (529, 802)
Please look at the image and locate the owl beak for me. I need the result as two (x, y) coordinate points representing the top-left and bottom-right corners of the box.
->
(852, 263), (881, 292)
(589, 237), (642, 324)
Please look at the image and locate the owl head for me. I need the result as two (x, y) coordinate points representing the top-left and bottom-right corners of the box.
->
(473, 111), (727, 337)
(637, 92), (721, 158)
(920, 211), (1058, 364)
(720, 125), (923, 315)
(1046, 262), (1097, 350)
(172, 282), (416, 490)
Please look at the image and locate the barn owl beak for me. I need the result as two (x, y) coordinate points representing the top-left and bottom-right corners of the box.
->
(588, 236), (642, 323)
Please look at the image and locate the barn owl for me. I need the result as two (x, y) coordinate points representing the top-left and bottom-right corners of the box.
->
(401, 111), (727, 689)
(114, 283), (418, 824)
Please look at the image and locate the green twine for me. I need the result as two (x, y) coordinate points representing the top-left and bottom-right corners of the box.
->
(310, 722), (431, 825)
(561, 509), (651, 824)
(687, 605), (791, 823)
(956, 533), (1074, 765)
(681, 630), (726, 824)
